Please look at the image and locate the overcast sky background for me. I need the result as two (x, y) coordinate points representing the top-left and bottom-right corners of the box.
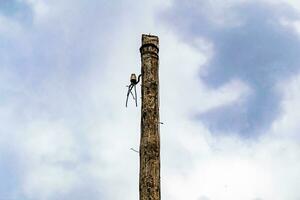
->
(0, 0), (300, 199)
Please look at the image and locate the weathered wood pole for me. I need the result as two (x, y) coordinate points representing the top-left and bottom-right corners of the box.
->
(139, 34), (160, 200)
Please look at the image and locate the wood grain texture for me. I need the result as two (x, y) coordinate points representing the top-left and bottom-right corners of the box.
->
(139, 34), (160, 200)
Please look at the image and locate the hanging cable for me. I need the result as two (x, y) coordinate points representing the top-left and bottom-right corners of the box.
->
(125, 73), (142, 107)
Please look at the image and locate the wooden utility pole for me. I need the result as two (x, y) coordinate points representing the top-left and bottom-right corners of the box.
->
(139, 34), (160, 200)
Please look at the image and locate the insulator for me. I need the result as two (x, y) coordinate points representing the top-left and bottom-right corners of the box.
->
(130, 73), (137, 84)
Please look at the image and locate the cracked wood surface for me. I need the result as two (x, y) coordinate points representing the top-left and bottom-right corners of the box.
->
(139, 34), (160, 200)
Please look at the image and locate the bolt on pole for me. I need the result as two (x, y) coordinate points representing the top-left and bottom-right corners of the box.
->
(139, 34), (161, 200)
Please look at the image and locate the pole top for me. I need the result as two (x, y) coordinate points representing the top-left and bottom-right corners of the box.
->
(142, 34), (159, 47)
(140, 34), (159, 54)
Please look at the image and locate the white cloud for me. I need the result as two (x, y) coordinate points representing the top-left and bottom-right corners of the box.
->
(1, 0), (300, 200)
(0, 15), (23, 37)
(18, 121), (79, 199)
(23, 164), (78, 199)
(163, 132), (300, 200)
(272, 73), (300, 139)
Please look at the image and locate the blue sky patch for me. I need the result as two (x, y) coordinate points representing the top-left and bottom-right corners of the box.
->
(161, 1), (300, 137)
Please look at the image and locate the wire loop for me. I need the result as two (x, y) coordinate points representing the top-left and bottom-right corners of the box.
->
(126, 74), (142, 107)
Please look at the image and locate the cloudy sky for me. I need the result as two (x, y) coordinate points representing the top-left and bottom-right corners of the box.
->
(1, 0), (300, 199)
